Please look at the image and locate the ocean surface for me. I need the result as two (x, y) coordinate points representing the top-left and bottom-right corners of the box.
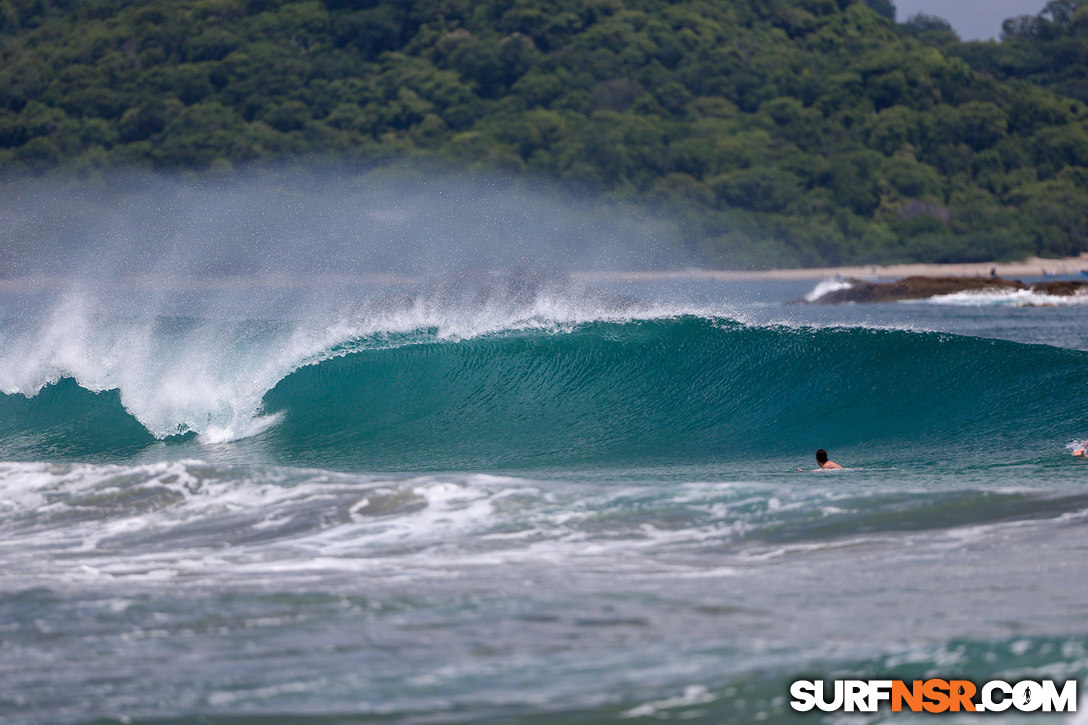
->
(3, 269), (1088, 724)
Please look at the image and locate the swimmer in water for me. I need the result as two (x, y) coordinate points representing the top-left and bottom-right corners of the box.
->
(816, 448), (843, 469)
(797, 449), (844, 471)
(1074, 445), (1086, 457)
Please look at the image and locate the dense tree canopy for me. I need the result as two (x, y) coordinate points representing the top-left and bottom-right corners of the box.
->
(950, 0), (1088, 105)
(2, 0), (1088, 267)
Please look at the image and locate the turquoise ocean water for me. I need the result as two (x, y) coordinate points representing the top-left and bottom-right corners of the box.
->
(3, 268), (1088, 724)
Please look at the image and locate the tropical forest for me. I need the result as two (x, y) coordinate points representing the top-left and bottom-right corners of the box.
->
(2, 0), (1088, 267)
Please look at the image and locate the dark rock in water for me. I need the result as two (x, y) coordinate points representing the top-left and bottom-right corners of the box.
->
(1033, 280), (1088, 296)
(811, 276), (1020, 303)
(807, 275), (1088, 304)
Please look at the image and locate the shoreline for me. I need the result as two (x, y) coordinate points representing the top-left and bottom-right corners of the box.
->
(2, 253), (1087, 291)
(577, 252), (1088, 282)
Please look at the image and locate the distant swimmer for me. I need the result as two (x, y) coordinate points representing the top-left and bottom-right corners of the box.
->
(1074, 446), (1086, 458)
(797, 448), (844, 471)
(816, 449), (843, 470)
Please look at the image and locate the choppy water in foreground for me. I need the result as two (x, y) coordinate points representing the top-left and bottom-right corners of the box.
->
(3, 274), (1088, 724)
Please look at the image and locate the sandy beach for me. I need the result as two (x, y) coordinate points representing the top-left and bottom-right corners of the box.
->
(3, 254), (1087, 291)
(578, 252), (1088, 282)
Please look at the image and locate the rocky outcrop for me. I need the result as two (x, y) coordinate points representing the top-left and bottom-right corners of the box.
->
(807, 276), (1088, 304)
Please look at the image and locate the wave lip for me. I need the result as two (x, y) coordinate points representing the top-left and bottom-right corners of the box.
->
(3, 314), (1087, 469)
(0, 278), (721, 448)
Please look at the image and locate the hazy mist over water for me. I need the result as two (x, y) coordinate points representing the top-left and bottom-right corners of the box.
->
(0, 165), (702, 445)
(0, 166), (691, 286)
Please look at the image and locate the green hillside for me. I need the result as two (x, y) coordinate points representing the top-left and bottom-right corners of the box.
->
(948, 1), (1088, 104)
(3, 0), (1088, 267)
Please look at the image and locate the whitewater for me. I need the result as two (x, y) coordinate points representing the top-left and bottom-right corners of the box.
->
(3, 173), (1088, 724)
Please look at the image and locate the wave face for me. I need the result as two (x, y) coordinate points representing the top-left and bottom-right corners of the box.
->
(2, 315), (1085, 469)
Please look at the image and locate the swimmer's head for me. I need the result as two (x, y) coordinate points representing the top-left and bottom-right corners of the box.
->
(816, 449), (828, 464)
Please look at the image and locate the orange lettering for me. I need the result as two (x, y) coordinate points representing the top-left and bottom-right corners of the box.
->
(923, 679), (951, 713)
(892, 680), (924, 712)
(949, 680), (977, 712)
